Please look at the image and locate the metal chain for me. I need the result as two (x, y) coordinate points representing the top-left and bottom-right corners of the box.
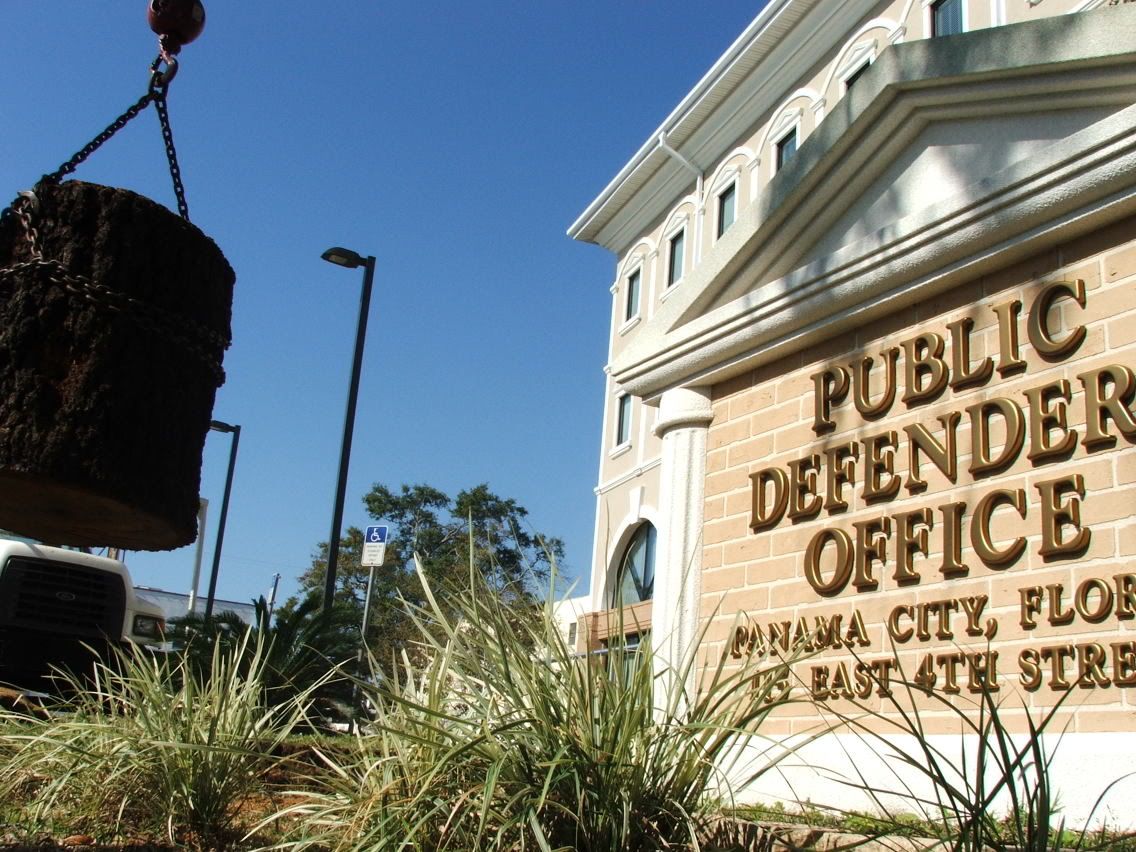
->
(151, 87), (189, 220)
(3, 53), (191, 224)
(0, 52), (211, 379)
(12, 193), (41, 259)
(0, 258), (228, 385)
(38, 89), (156, 188)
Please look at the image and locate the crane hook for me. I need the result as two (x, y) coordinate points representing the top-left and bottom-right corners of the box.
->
(147, 0), (206, 56)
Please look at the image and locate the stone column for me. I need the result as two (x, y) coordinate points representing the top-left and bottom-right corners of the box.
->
(651, 386), (714, 705)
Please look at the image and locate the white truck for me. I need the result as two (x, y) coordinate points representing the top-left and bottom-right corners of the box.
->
(0, 537), (166, 683)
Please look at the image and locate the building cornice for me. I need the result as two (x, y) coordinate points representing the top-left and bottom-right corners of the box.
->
(607, 8), (1136, 401)
(566, 0), (880, 253)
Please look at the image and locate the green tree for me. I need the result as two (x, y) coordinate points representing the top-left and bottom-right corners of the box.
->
(296, 482), (565, 674)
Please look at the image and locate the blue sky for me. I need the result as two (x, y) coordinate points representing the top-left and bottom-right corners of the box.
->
(2, 2), (765, 607)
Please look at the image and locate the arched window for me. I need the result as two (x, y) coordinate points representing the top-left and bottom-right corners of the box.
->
(610, 522), (656, 607)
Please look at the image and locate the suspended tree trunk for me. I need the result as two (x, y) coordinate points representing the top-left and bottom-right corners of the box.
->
(0, 180), (234, 550)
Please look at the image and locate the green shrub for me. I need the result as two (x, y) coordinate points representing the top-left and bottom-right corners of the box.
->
(268, 556), (814, 851)
(0, 632), (320, 849)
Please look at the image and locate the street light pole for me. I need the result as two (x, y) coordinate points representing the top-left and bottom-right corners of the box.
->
(204, 420), (241, 622)
(321, 247), (376, 620)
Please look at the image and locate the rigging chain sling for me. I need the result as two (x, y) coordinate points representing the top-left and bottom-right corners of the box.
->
(0, 0), (206, 248)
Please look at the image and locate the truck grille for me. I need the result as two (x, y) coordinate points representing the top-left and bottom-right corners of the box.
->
(0, 556), (126, 639)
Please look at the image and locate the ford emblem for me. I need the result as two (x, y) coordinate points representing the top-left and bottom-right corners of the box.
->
(55, 591), (77, 602)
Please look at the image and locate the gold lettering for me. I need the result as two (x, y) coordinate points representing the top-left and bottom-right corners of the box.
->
(1115, 574), (1136, 619)
(1036, 474), (1090, 559)
(1040, 644), (1075, 690)
(862, 431), (900, 503)
(830, 661), (854, 699)
(1075, 577), (1114, 624)
(937, 651), (964, 694)
(787, 455), (823, 521)
(804, 528), (854, 596)
(904, 412), (960, 493)
(852, 516), (889, 592)
(887, 605), (914, 643)
(1047, 584), (1075, 627)
(813, 614), (843, 649)
(938, 501), (968, 578)
(768, 621), (792, 652)
(810, 665), (830, 700)
(992, 298), (1026, 376)
(1027, 279), (1086, 360)
(1078, 365), (1136, 450)
(972, 488), (1027, 567)
(1023, 379), (1077, 463)
(959, 595), (990, 638)
(823, 441), (858, 513)
(811, 366), (849, 435)
(846, 610), (871, 647)
(1113, 642), (1136, 687)
(967, 398), (1026, 477)
(1019, 648), (1042, 691)
(947, 316), (994, 390)
(966, 651), (999, 693)
(730, 625), (750, 658)
(902, 332), (949, 406)
(1077, 643), (1110, 689)
(852, 349), (899, 418)
(853, 662), (875, 699)
(749, 468), (788, 532)
(1020, 586), (1043, 629)
(871, 657), (896, 697)
(893, 507), (932, 585)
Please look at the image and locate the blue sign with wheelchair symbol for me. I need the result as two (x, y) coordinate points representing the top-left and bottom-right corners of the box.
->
(363, 525), (389, 566)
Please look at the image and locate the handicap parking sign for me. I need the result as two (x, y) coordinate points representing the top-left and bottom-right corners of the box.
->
(362, 525), (389, 566)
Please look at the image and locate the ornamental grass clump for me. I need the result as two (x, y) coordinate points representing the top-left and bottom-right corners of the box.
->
(269, 555), (813, 851)
(0, 631), (320, 849)
(822, 649), (1136, 851)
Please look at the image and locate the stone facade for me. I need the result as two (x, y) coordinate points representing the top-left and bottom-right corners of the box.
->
(705, 215), (1136, 734)
(571, 0), (1136, 822)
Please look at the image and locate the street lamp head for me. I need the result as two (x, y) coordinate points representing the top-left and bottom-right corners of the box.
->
(210, 420), (238, 433)
(322, 246), (366, 269)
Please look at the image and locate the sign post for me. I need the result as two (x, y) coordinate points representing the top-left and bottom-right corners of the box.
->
(353, 524), (390, 734)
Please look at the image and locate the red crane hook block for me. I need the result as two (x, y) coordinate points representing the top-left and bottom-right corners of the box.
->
(147, 0), (205, 55)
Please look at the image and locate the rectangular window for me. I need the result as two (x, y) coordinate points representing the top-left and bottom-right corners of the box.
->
(717, 184), (736, 238)
(667, 230), (685, 287)
(567, 622), (578, 647)
(624, 269), (640, 322)
(932, 0), (963, 36)
(615, 394), (631, 446)
(844, 61), (869, 91)
(776, 129), (797, 172)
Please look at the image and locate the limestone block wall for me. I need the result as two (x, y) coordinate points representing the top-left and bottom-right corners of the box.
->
(703, 214), (1136, 735)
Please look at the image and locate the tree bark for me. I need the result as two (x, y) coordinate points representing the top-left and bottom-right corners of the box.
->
(0, 180), (234, 550)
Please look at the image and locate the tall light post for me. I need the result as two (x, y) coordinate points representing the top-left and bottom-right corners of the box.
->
(320, 246), (376, 620)
(204, 419), (241, 622)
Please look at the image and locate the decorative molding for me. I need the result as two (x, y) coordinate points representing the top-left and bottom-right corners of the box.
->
(567, 0), (882, 251)
(654, 386), (714, 437)
(662, 208), (692, 241)
(769, 105), (806, 142)
(708, 162), (742, 195)
(606, 10), (1136, 400)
